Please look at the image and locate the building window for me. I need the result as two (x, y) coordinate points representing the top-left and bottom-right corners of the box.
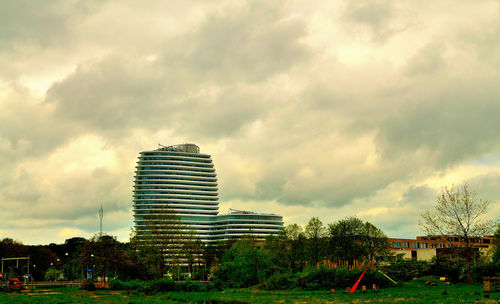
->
(402, 242), (409, 248)
(430, 243), (436, 248)
(412, 242), (419, 249)
(390, 242), (401, 248)
(421, 243), (427, 249)
(439, 243), (445, 248)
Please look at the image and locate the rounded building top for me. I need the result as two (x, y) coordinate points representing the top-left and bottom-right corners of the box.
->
(156, 143), (200, 153)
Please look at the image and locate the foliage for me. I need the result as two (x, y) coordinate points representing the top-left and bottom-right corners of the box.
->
(263, 273), (297, 290)
(362, 222), (389, 261)
(44, 267), (63, 281)
(328, 217), (388, 264)
(304, 218), (328, 266)
(470, 263), (499, 282)
(430, 255), (466, 283)
(493, 223), (500, 266)
(420, 184), (495, 283)
(131, 207), (204, 279)
(421, 184), (494, 238)
(108, 278), (214, 292)
(213, 238), (273, 288)
(293, 267), (389, 290)
(265, 224), (306, 273)
(386, 257), (431, 281)
(0, 238), (28, 258)
(80, 279), (96, 291)
(80, 234), (135, 282)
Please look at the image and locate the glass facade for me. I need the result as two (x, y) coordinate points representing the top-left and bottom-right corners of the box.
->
(133, 144), (284, 245)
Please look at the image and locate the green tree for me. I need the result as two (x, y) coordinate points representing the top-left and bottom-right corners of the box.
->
(0, 238), (27, 258)
(79, 234), (128, 282)
(181, 229), (204, 276)
(329, 217), (388, 264)
(493, 223), (500, 267)
(270, 224), (306, 273)
(305, 217), (327, 266)
(328, 216), (365, 264)
(44, 267), (63, 281)
(362, 222), (389, 262)
(215, 238), (273, 288)
(420, 184), (495, 284)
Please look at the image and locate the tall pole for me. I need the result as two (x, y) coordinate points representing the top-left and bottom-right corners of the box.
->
(99, 204), (104, 236)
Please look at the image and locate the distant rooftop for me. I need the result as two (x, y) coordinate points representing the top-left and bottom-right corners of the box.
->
(224, 208), (281, 217)
(155, 143), (200, 154)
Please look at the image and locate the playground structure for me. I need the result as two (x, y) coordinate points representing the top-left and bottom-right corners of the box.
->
(1, 257), (31, 283)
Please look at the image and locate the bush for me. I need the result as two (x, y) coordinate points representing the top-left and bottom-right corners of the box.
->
(471, 263), (500, 282)
(387, 258), (431, 281)
(44, 267), (63, 281)
(265, 267), (390, 291)
(176, 280), (211, 292)
(109, 279), (127, 290)
(151, 278), (176, 292)
(108, 278), (214, 293)
(80, 279), (96, 291)
(263, 273), (296, 290)
(430, 256), (466, 282)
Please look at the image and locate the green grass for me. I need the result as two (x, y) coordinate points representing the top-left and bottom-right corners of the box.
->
(0, 278), (498, 303)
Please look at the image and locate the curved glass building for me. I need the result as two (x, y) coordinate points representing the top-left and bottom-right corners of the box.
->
(133, 144), (283, 245)
(212, 209), (284, 242)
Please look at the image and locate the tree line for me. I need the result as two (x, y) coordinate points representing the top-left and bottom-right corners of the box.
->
(0, 216), (499, 288)
(0, 216), (388, 282)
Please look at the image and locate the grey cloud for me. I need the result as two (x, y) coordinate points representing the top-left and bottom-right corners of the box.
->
(466, 173), (500, 207)
(16, 168), (130, 221)
(162, 0), (309, 83)
(0, 1), (95, 49)
(46, 58), (174, 133)
(404, 43), (446, 76)
(46, 57), (272, 139)
(376, 78), (500, 168)
(0, 89), (78, 162)
(343, 0), (396, 42)
(0, 0), (102, 80)
(401, 186), (436, 205)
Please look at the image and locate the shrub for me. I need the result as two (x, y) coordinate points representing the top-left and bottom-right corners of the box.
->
(80, 279), (96, 291)
(213, 239), (274, 288)
(430, 256), (465, 282)
(387, 258), (431, 281)
(470, 263), (500, 282)
(176, 280), (210, 292)
(151, 278), (176, 292)
(263, 273), (296, 290)
(108, 278), (214, 293)
(109, 279), (127, 290)
(268, 267), (390, 291)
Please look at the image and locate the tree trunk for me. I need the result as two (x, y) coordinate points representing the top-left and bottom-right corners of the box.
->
(467, 261), (471, 284)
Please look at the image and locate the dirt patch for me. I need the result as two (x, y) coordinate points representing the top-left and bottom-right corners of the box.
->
(26, 292), (62, 295)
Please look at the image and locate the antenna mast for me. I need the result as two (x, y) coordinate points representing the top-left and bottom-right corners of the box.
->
(99, 204), (104, 236)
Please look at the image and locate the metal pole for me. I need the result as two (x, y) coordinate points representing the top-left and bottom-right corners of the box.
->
(99, 204), (104, 236)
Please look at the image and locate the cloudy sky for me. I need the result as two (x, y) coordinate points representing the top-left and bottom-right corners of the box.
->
(1, 0), (499, 245)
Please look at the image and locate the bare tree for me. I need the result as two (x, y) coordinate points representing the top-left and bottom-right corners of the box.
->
(420, 184), (495, 283)
(134, 204), (188, 278)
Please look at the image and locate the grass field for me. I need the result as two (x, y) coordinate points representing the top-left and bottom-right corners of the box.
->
(0, 278), (498, 303)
